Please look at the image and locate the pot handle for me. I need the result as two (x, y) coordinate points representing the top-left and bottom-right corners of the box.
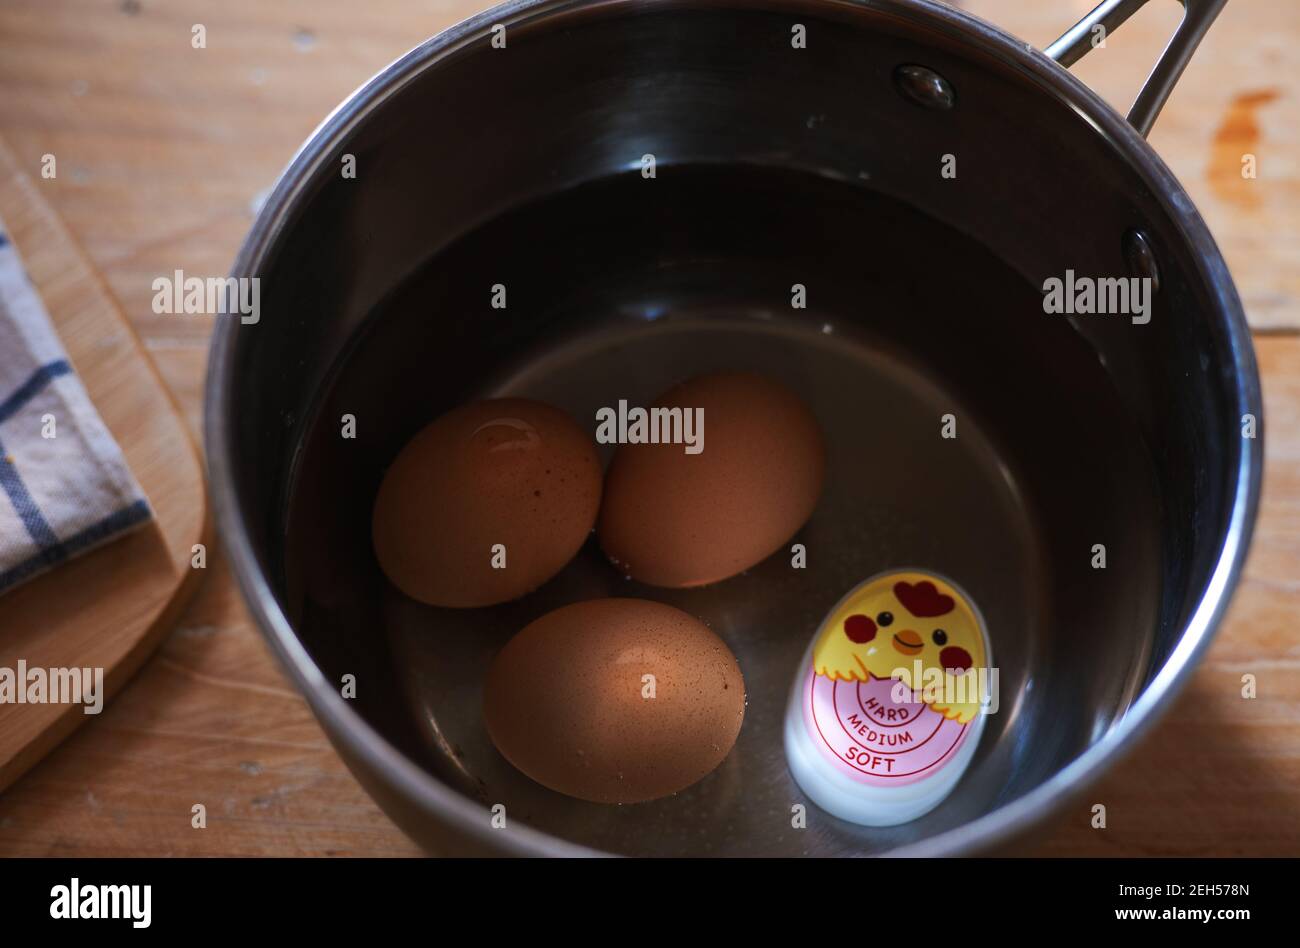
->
(1044, 0), (1227, 137)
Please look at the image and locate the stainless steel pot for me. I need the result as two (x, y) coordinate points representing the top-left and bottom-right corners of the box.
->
(205, 0), (1262, 855)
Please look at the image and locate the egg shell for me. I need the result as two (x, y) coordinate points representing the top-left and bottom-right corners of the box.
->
(372, 398), (601, 608)
(598, 372), (824, 587)
(483, 598), (746, 804)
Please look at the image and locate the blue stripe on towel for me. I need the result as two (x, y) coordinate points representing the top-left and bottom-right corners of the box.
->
(0, 359), (72, 425)
(0, 498), (152, 592)
(0, 360), (76, 554)
(0, 434), (61, 550)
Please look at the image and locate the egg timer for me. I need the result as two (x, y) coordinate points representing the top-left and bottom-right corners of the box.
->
(784, 569), (993, 826)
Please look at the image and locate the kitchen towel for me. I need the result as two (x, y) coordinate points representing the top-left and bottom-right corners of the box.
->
(0, 220), (151, 595)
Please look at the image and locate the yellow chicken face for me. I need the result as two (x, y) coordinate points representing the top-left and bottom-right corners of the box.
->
(812, 570), (988, 723)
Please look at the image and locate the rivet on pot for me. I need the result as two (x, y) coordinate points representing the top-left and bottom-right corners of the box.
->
(893, 64), (955, 110)
(1123, 229), (1161, 294)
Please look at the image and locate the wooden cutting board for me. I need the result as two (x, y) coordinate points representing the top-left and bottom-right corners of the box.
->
(0, 134), (208, 790)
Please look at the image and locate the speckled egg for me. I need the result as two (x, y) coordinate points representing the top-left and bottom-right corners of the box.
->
(372, 398), (601, 608)
(483, 598), (746, 803)
(598, 372), (824, 587)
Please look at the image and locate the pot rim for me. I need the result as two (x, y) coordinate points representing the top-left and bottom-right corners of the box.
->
(204, 0), (1263, 857)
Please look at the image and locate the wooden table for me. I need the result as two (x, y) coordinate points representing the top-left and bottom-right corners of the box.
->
(0, 0), (1295, 856)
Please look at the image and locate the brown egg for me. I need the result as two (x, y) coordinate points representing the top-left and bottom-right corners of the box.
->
(598, 372), (824, 587)
(484, 598), (745, 803)
(372, 398), (601, 608)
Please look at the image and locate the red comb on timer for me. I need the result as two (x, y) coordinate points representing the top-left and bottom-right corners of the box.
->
(893, 580), (955, 617)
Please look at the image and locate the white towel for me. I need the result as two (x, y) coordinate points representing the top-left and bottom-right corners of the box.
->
(0, 219), (151, 594)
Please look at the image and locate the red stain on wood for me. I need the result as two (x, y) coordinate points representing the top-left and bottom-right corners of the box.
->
(1209, 89), (1280, 209)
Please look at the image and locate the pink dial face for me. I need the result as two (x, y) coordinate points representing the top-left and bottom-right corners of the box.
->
(802, 667), (971, 787)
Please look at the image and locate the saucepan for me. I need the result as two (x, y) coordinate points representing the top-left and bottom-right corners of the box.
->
(205, 0), (1261, 855)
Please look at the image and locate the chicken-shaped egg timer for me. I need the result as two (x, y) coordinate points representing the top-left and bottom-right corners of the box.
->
(784, 569), (993, 826)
